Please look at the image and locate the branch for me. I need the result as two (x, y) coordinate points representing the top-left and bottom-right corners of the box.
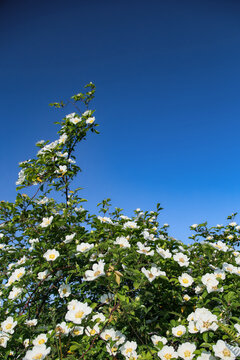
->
(78, 302), (120, 360)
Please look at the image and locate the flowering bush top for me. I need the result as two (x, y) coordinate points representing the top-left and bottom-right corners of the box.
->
(0, 83), (240, 360)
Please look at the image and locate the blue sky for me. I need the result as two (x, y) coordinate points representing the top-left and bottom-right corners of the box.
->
(1, 0), (240, 242)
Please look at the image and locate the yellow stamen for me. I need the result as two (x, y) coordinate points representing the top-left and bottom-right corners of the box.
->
(75, 311), (84, 319)
(223, 349), (231, 357)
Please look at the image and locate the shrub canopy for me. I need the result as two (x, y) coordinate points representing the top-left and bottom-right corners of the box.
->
(0, 84), (240, 360)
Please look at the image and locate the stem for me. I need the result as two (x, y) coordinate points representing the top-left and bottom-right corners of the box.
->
(59, 334), (63, 360)
(78, 302), (120, 359)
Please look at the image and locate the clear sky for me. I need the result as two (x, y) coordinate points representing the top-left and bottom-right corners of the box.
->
(1, 0), (240, 242)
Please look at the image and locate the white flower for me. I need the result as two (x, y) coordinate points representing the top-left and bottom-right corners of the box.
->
(229, 222), (237, 227)
(17, 256), (27, 265)
(71, 326), (84, 336)
(120, 341), (137, 358)
(40, 216), (53, 228)
(37, 270), (50, 280)
(120, 215), (131, 220)
(191, 224), (198, 229)
(158, 345), (178, 360)
(66, 112), (76, 119)
(178, 273), (194, 287)
(141, 266), (166, 282)
(29, 238), (39, 246)
(23, 339), (30, 348)
(76, 242), (94, 253)
(115, 331), (126, 346)
(234, 323), (240, 335)
(58, 284), (71, 298)
(137, 242), (154, 256)
(85, 324), (100, 336)
(1, 316), (17, 334)
(16, 169), (26, 185)
(12, 267), (26, 282)
(33, 334), (48, 346)
(183, 295), (191, 301)
(100, 328), (116, 341)
(82, 110), (91, 116)
(56, 151), (68, 158)
(178, 342), (196, 360)
(0, 333), (9, 348)
(92, 312), (106, 323)
(141, 230), (155, 241)
(114, 236), (131, 248)
(37, 197), (49, 205)
(23, 344), (51, 360)
(8, 286), (22, 300)
(84, 260), (105, 281)
(225, 345), (240, 358)
(173, 253), (189, 267)
(67, 299), (80, 311)
(106, 344), (118, 356)
(100, 293), (114, 303)
(222, 263), (236, 273)
(98, 216), (113, 224)
(210, 241), (229, 252)
(86, 117), (95, 124)
(25, 319), (38, 326)
(70, 116), (82, 125)
(151, 335), (167, 346)
(43, 249), (60, 261)
(123, 221), (139, 229)
(195, 285), (204, 294)
(56, 165), (67, 175)
(197, 351), (216, 360)
(75, 206), (85, 212)
(64, 233), (76, 244)
(156, 247), (172, 258)
(172, 325), (186, 337)
(65, 301), (92, 325)
(213, 340), (235, 360)
(55, 322), (70, 335)
(235, 256), (240, 265)
(59, 133), (68, 144)
(194, 308), (218, 333)
(37, 140), (59, 155)
(214, 269), (226, 280)
(201, 273), (219, 291)
(188, 321), (199, 333)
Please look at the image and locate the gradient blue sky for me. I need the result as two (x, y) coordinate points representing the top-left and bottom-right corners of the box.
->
(1, 0), (240, 242)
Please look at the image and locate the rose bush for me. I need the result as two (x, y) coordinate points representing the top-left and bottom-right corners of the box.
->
(0, 83), (240, 360)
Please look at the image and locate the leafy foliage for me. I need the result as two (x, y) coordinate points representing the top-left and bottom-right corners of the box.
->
(0, 84), (240, 360)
